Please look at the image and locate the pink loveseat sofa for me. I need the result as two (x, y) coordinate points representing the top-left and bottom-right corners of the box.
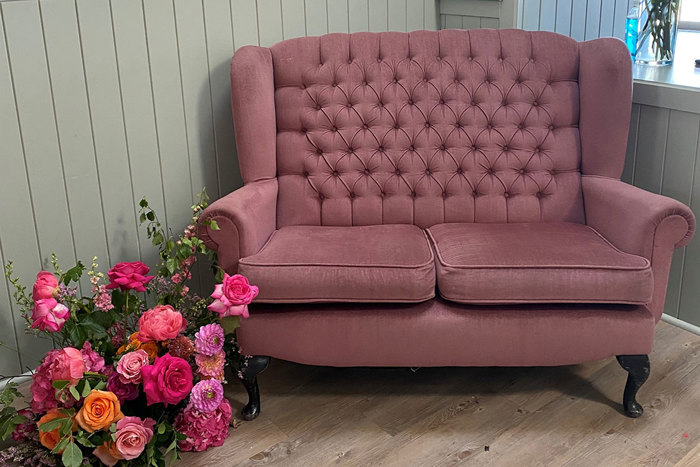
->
(200, 29), (695, 420)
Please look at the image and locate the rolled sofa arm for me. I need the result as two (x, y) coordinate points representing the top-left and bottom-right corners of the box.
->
(582, 175), (695, 321)
(198, 178), (278, 274)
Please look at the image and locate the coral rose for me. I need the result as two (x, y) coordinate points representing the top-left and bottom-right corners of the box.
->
(113, 416), (156, 460)
(93, 442), (123, 467)
(75, 390), (124, 432)
(31, 298), (70, 332)
(51, 347), (86, 383)
(207, 273), (258, 319)
(33, 271), (59, 301)
(116, 350), (149, 384)
(30, 348), (86, 413)
(37, 408), (75, 453)
(105, 261), (154, 293)
(137, 305), (186, 342)
(141, 353), (193, 406)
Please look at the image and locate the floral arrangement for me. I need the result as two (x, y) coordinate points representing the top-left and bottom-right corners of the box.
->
(0, 192), (259, 466)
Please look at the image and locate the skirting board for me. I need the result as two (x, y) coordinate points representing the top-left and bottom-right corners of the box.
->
(661, 313), (700, 336)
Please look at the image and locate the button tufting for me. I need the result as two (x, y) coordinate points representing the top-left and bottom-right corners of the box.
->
(425, 169), (431, 175)
(440, 144), (446, 150)
(486, 124), (493, 130)
(529, 58), (535, 63)
(536, 192), (543, 198)
(471, 145), (477, 150)
(346, 103), (352, 108)
(468, 56), (473, 61)
(518, 168), (525, 174)
(363, 168), (370, 175)
(548, 124), (555, 130)
(517, 123), (524, 129)
(332, 170), (339, 176)
(454, 79), (459, 84)
(409, 145), (415, 151)
(487, 167), (495, 174)
(377, 57), (382, 63)
(408, 99), (414, 105)
(456, 123), (462, 128)
(393, 78), (398, 83)
(302, 170), (309, 177)
(425, 122), (430, 128)
(362, 124), (368, 129)
(423, 77), (428, 83)
(362, 81), (368, 86)
(470, 100), (476, 106)
(503, 145), (509, 151)
(378, 146), (384, 152)
(394, 123), (400, 129)
(332, 82), (337, 87)
(504, 192), (510, 198)
(331, 126), (338, 132)
(316, 104), (322, 110)
(535, 146), (541, 152)
(349, 192), (355, 198)
(533, 101), (539, 107)
(442, 191), (448, 198)
(380, 191), (386, 197)
(472, 190), (478, 196)
(301, 127), (307, 133)
(347, 59), (352, 64)
(348, 147), (354, 152)
(301, 84), (306, 89)
(316, 148), (323, 155)
(410, 191), (417, 198)
(395, 169), (401, 175)
(439, 99), (445, 105)
(457, 168), (464, 174)
(318, 193), (325, 200)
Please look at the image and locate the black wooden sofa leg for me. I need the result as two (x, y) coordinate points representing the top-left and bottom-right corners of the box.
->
(238, 355), (270, 421)
(616, 355), (650, 418)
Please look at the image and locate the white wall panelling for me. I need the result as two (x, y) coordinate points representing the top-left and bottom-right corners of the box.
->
(0, 0), (438, 372)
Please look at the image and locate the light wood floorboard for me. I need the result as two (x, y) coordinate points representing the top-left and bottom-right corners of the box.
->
(180, 321), (699, 466)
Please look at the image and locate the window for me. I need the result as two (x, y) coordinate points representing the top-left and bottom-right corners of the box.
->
(680, 0), (700, 30)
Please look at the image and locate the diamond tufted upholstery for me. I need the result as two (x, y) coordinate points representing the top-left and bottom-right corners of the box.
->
(273, 30), (583, 228)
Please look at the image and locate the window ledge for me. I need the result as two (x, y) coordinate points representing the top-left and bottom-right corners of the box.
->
(632, 30), (700, 113)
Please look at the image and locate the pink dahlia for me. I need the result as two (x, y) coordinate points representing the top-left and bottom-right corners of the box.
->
(190, 379), (224, 413)
(195, 350), (225, 380)
(194, 324), (224, 356)
(173, 398), (232, 452)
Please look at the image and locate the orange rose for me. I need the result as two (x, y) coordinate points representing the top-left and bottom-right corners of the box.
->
(117, 333), (159, 362)
(76, 390), (124, 432)
(37, 408), (75, 452)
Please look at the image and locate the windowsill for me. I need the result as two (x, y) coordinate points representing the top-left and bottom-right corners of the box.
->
(631, 30), (700, 113)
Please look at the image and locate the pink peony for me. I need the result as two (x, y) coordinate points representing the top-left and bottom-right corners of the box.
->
(194, 323), (224, 356)
(174, 398), (232, 452)
(116, 350), (149, 384)
(30, 347), (86, 412)
(207, 274), (258, 319)
(190, 379), (224, 413)
(137, 305), (186, 342)
(31, 298), (70, 332)
(195, 350), (225, 380)
(106, 372), (139, 402)
(141, 353), (193, 406)
(80, 341), (106, 374)
(113, 416), (156, 460)
(32, 271), (59, 301)
(105, 261), (154, 293)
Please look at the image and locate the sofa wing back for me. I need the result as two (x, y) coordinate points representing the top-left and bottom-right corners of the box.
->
(231, 29), (632, 228)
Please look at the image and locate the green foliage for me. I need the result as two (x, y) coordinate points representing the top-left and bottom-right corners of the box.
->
(61, 441), (83, 467)
(62, 261), (85, 286)
(0, 382), (26, 441)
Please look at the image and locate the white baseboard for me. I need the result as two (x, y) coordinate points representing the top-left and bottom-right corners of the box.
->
(661, 313), (700, 336)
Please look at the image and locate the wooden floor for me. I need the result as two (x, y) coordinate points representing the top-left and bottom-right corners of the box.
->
(180, 322), (700, 466)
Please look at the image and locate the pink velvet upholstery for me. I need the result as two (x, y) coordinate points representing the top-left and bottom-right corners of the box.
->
(428, 222), (652, 304)
(238, 224), (435, 302)
(273, 30), (584, 227)
(198, 29), (696, 368)
(582, 175), (695, 321)
(237, 299), (655, 366)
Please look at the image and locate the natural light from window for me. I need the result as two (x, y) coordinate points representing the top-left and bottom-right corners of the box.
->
(680, 0), (700, 24)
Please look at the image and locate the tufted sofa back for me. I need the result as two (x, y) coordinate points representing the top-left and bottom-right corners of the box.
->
(230, 29), (633, 228)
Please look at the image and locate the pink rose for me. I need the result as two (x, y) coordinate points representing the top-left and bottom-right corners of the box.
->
(51, 347), (86, 383)
(105, 261), (154, 293)
(141, 353), (193, 406)
(137, 305), (186, 342)
(32, 271), (59, 300)
(113, 416), (156, 460)
(207, 274), (258, 319)
(116, 350), (149, 384)
(31, 298), (69, 332)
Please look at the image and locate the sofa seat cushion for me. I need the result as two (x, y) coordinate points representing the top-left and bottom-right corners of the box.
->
(238, 224), (435, 303)
(427, 222), (653, 305)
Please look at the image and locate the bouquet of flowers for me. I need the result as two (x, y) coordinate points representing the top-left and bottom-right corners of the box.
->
(0, 192), (259, 466)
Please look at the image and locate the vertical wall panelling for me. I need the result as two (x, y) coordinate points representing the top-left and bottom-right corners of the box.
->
(282, 0), (307, 39)
(305, 0), (328, 36)
(327, 0), (350, 32)
(39, 0), (110, 292)
(634, 106), (670, 193)
(76, 0), (140, 262)
(143, 0), (194, 235)
(598, 0), (615, 37)
(110, 0), (166, 267)
(554, 0), (572, 35)
(368, 0), (388, 32)
(407, 0), (424, 30)
(0, 9), (38, 373)
(231, 0), (259, 47)
(2, 1), (76, 271)
(388, 0), (406, 32)
(521, 0), (539, 30)
(462, 16), (481, 29)
(622, 104), (641, 184)
(257, 0), (284, 46)
(0, 0), (439, 368)
(348, 0), (369, 32)
(203, 0), (240, 196)
(584, 0), (602, 40)
(538, 0), (557, 32)
(679, 125), (700, 326)
(569, 0), (587, 41)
